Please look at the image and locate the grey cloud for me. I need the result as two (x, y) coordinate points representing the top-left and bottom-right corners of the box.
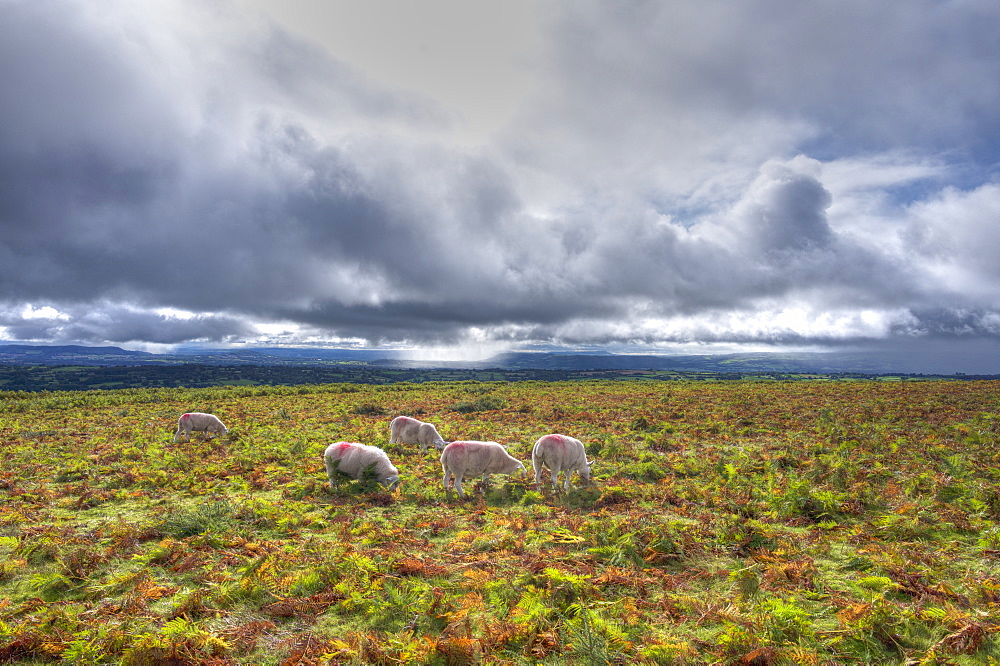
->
(0, 1), (453, 312)
(1, 0), (999, 363)
(538, 1), (1000, 160)
(64, 313), (255, 346)
(891, 308), (1000, 339)
(0, 303), (255, 345)
(740, 167), (833, 254)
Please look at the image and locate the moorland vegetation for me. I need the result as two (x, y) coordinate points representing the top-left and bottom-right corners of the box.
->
(2, 361), (986, 392)
(2, 379), (1000, 664)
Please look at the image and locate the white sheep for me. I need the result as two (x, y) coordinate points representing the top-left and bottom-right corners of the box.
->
(174, 412), (228, 442)
(389, 415), (448, 453)
(323, 441), (401, 489)
(532, 434), (592, 491)
(440, 440), (525, 498)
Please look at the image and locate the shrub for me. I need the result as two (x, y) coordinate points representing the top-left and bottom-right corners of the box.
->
(352, 403), (386, 416)
(450, 395), (508, 413)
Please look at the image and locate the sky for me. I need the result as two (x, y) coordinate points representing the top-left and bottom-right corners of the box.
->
(2, 0), (1000, 370)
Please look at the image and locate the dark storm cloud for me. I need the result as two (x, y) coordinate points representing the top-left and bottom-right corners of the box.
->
(265, 294), (631, 347)
(0, 1), (450, 308)
(2, 0), (1000, 368)
(890, 308), (1000, 339)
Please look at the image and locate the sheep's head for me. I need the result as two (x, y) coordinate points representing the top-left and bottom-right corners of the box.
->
(506, 459), (527, 475)
(384, 475), (401, 490)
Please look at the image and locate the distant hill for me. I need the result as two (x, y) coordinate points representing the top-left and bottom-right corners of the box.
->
(1, 343), (993, 377)
(3, 343), (998, 391)
(0, 344), (157, 365)
(0, 344), (403, 367)
(477, 351), (907, 374)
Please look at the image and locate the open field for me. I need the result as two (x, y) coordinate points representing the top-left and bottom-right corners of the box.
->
(5, 362), (983, 392)
(2, 379), (1000, 664)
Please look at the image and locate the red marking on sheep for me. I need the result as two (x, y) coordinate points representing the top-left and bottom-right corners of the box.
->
(335, 442), (354, 455)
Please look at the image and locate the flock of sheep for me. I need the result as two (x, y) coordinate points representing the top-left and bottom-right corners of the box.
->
(173, 412), (593, 498)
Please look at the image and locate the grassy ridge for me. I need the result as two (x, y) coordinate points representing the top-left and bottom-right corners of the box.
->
(2, 380), (1000, 664)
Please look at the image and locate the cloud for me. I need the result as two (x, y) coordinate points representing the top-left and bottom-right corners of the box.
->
(1, 0), (999, 370)
(903, 184), (1000, 296)
(0, 301), (255, 345)
(525, 1), (1000, 159)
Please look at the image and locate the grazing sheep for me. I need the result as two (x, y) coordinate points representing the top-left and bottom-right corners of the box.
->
(532, 434), (592, 491)
(324, 441), (400, 489)
(174, 412), (227, 442)
(389, 415), (448, 453)
(441, 440), (525, 498)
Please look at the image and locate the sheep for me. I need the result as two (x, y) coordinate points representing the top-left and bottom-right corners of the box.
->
(441, 440), (525, 498)
(532, 434), (592, 491)
(323, 441), (400, 489)
(389, 415), (448, 453)
(174, 412), (227, 442)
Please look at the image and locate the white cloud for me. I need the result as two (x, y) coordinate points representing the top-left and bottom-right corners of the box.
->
(21, 304), (71, 321)
(904, 184), (1000, 294)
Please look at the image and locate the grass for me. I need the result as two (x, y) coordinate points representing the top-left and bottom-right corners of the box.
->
(1, 379), (1000, 663)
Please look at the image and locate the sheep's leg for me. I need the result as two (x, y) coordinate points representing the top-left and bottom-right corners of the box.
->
(533, 460), (544, 487)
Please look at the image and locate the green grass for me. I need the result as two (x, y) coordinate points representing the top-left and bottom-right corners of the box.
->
(2, 379), (1000, 663)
